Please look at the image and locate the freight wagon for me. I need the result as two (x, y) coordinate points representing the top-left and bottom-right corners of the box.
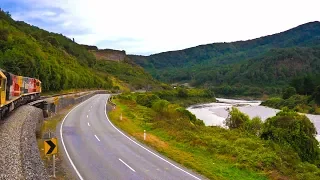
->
(0, 69), (41, 119)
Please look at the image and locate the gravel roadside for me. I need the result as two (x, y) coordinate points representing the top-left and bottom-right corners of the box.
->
(39, 105), (77, 180)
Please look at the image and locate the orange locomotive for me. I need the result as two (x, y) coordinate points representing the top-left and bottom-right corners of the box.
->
(0, 68), (41, 119)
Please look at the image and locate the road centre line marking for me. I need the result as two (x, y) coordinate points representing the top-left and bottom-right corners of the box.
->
(94, 135), (100, 141)
(87, 115), (88, 118)
(88, 122), (90, 126)
(104, 97), (201, 180)
(61, 97), (95, 180)
(119, 158), (136, 172)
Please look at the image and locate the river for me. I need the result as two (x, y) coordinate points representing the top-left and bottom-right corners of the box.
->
(187, 98), (320, 141)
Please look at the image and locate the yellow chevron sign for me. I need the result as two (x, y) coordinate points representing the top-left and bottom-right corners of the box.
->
(44, 138), (57, 155)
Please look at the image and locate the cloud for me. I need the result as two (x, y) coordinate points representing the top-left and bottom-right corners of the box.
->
(2, 0), (320, 55)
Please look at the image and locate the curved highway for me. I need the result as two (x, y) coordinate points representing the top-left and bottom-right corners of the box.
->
(60, 94), (204, 180)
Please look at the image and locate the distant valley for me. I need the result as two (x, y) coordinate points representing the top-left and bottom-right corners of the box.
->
(129, 21), (320, 97)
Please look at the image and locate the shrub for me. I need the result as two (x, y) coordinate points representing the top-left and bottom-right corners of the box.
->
(176, 107), (204, 126)
(136, 94), (160, 107)
(261, 98), (282, 108)
(261, 108), (320, 164)
(0, 28), (9, 41)
(151, 99), (170, 113)
(118, 93), (133, 100)
(244, 116), (263, 135)
(177, 88), (188, 98)
(204, 88), (215, 98)
(224, 107), (250, 129)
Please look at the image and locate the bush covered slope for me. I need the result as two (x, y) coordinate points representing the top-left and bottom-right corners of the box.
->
(0, 9), (160, 92)
(94, 58), (161, 90)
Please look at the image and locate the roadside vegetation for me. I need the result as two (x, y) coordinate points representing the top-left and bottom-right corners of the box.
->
(153, 87), (216, 107)
(109, 93), (320, 179)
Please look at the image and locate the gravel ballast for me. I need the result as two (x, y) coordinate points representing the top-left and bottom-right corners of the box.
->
(0, 105), (49, 179)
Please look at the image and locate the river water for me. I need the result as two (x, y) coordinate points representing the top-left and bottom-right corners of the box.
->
(187, 98), (320, 141)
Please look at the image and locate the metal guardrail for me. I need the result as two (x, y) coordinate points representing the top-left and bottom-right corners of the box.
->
(40, 90), (109, 118)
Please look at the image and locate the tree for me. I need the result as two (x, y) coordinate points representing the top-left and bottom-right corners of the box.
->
(224, 107), (250, 129)
(313, 85), (320, 104)
(282, 87), (296, 99)
(46, 36), (59, 46)
(204, 88), (215, 98)
(245, 116), (263, 135)
(261, 108), (320, 163)
(5, 11), (11, 17)
(303, 75), (315, 95)
(290, 77), (304, 94)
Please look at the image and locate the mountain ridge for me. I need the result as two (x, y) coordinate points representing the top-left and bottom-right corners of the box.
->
(129, 21), (320, 96)
(131, 21), (320, 57)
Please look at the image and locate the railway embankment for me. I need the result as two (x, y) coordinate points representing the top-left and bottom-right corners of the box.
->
(0, 105), (48, 179)
(0, 90), (109, 179)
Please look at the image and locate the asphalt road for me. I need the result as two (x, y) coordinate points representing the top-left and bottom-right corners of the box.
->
(60, 94), (204, 180)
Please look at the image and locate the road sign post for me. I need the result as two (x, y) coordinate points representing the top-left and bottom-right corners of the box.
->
(44, 137), (58, 177)
(53, 154), (56, 178)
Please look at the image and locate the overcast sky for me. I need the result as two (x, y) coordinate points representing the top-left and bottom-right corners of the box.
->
(1, 0), (319, 55)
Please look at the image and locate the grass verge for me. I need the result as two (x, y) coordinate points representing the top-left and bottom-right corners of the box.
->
(37, 105), (76, 180)
(108, 98), (269, 180)
(109, 93), (320, 180)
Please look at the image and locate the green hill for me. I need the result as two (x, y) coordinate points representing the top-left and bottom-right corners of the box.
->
(129, 21), (320, 96)
(0, 9), (160, 92)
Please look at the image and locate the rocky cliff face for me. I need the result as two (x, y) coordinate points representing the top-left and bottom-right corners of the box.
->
(92, 49), (126, 61)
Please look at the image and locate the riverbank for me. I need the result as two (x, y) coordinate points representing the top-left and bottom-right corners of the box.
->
(153, 88), (216, 107)
(187, 98), (320, 141)
(261, 95), (320, 115)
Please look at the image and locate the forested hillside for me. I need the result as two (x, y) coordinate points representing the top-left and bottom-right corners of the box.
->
(130, 21), (320, 96)
(0, 9), (160, 92)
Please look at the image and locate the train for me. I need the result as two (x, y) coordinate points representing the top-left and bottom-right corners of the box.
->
(0, 68), (41, 120)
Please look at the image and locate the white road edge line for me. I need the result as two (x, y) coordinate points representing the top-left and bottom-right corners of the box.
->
(104, 96), (201, 180)
(88, 122), (90, 127)
(119, 158), (136, 172)
(94, 135), (100, 142)
(60, 95), (98, 180)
